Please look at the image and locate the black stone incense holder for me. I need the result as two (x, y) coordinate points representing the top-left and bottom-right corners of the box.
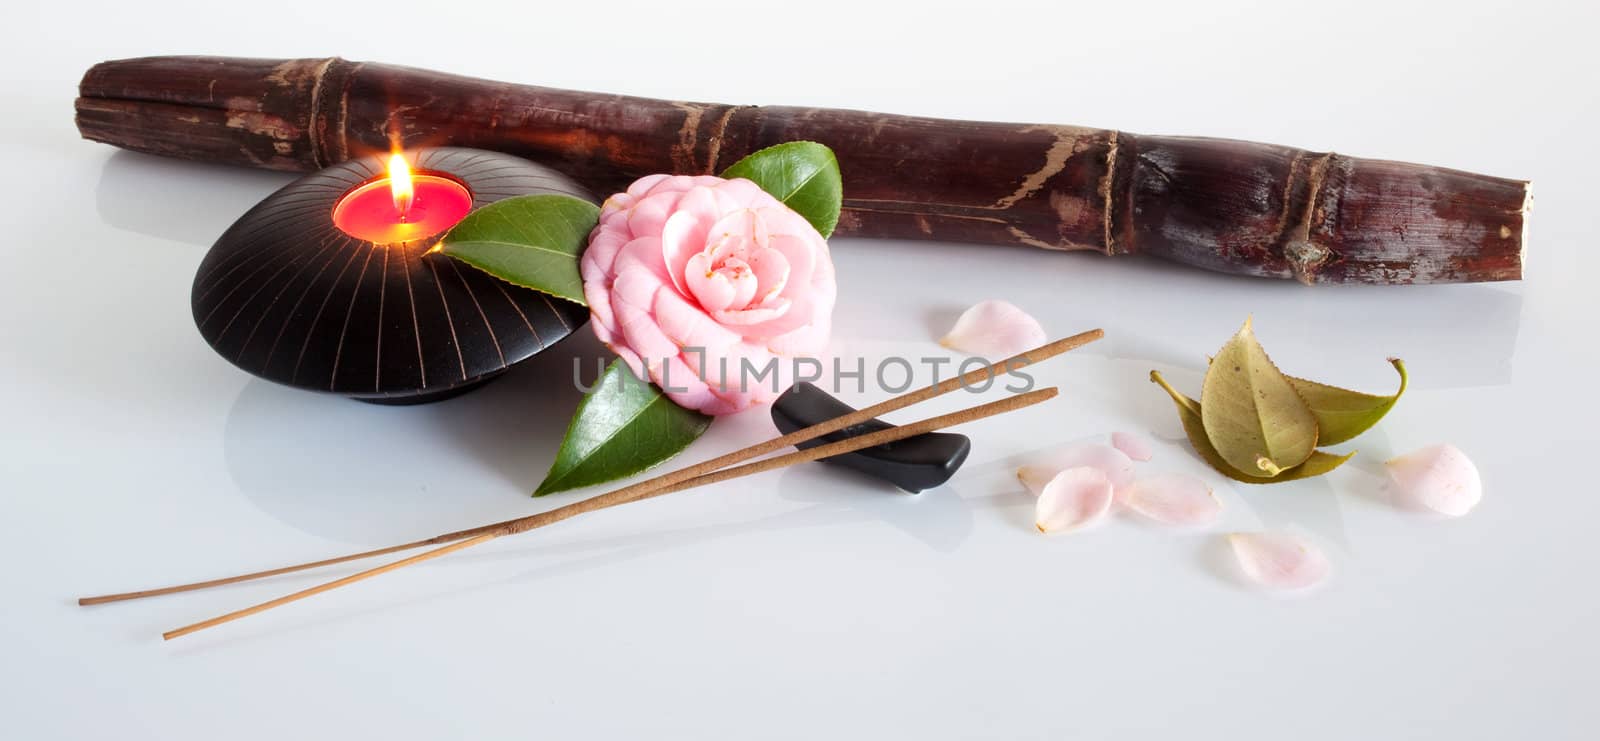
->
(772, 383), (972, 493)
(191, 147), (592, 404)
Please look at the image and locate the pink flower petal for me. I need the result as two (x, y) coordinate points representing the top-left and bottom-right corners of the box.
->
(611, 236), (669, 284)
(765, 318), (831, 357)
(684, 253), (738, 313)
(755, 271), (833, 343)
(1034, 467), (1114, 533)
(641, 175), (700, 198)
(746, 246), (791, 305)
(609, 260), (663, 312)
(939, 300), (1047, 359)
(755, 204), (821, 242)
(652, 353), (719, 412)
(685, 174), (726, 190)
(652, 286), (741, 351)
(1386, 444), (1482, 517)
(598, 206), (631, 235)
(611, 269), (678, 366)
(1124, 473), (1220, 526)
(1227, 532), (1330, 590)
(696, 340), (795, 404)
(714, 177), (770, 208)
(1111, 431), (1153, 462)
(626, 190), (683, 238)
(599, 194), (633, 220)
(704, 231), (751, 266)
(1016, 443), (1136, 499)
(624, 173), (672, 200)
(763, 231), (816, 293)
(611, 344), (646, 381)
(661, 205), (713, 297)
(1016, 465), (1055, 497)
(582, 280), (616, 337)
(706, 209), (768, 263)
(711, 298), (791, 326)
(583, 227), (627, 266)
(720, 257), (759, 310)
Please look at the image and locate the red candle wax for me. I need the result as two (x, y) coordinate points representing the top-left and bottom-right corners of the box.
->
(332, 172), (473, 244)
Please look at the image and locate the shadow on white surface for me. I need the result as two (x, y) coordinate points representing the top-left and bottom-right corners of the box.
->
(1194, 535), (1253, 591)
(95, 151), (297, 247)
(221, 331), (608, 545)
(920, 305), (964, 344)
(156, 493), (900, 654)
(774, 465), (976, 553)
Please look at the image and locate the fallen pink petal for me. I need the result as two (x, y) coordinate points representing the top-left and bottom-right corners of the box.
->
(1111, 431), (1153, 462)
(938, 299), (1048, 359)
(1386, 444), (1482, 517)
(1017, 443), (1136, 502)
(1124, 473), (1220, 526)
(1035, 467), (1115, 533)
(1227, 532), (1331, 591)
(1016, 465), (1054, 497)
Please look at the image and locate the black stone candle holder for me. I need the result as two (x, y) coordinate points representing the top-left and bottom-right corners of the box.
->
(191, 147), (592, 404)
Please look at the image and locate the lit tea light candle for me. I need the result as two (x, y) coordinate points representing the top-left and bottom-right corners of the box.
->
(195, 147), (592, 403)
(332, 152), (473, 243)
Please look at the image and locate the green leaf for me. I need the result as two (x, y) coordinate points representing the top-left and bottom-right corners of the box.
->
(1288, 359), (1408, 446)
(438, 194), (599, 306)
(720, 141), (843, 238)
(1151, 371), (1354, 484)
(535, 360), (712, 496)
(1199, 318), (1319, 477)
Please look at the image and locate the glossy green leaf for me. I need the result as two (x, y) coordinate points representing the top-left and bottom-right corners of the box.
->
(535, 360), (712, 496)
(1200, 318), (1318, 477)
(720, 141), (843, 238)
(1151, 371), (1354, 484)
(438, 194), (599, 306)
(1288, 359), (1408, 446)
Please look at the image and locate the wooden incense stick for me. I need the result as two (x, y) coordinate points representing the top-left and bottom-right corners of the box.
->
(76, 543), (431, 606)
(162, 386), (1059, 639)
(81, 329), (1102, 607)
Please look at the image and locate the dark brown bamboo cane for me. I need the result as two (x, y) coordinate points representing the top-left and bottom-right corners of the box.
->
(76, 55), (1529, 285)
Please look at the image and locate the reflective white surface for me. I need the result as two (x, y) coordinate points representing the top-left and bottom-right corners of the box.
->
(4, 1), (1597, 738)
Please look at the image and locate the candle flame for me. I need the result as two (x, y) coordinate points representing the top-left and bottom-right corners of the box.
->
(388, 153), (414, 218)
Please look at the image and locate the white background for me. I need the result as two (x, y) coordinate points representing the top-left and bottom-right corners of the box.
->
(3, 1), (1597, 738)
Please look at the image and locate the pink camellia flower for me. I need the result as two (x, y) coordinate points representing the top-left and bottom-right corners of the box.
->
(580, 174), (837, 415)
